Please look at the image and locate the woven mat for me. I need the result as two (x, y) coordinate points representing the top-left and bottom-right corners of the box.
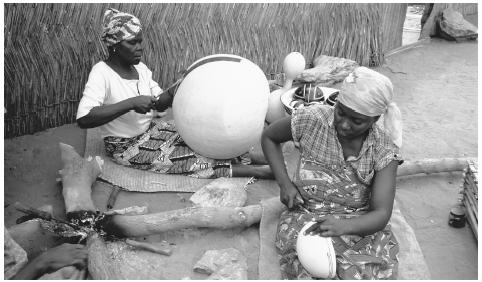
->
(85, 127), (212, 193)
(257, 197), (431, 280)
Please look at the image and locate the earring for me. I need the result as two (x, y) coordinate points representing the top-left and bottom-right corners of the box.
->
(113, 48), (117, 53)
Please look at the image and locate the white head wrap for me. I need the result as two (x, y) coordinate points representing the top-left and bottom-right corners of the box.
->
(337, 66), (403, 147)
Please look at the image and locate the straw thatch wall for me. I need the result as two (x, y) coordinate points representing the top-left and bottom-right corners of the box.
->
(4, 3), (406, 138)
(380, 4), (408, 54)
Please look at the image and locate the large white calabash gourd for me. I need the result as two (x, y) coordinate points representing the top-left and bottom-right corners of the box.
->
(266, 52), (306, 123)
(173, 54), (269, 159)
(296, 221), (337, 279)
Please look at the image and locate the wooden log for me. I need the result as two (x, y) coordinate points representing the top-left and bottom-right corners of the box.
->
(86, 234), (122, 280)
(59, 142), (102, 214)
(397, 158), (473, 177)
(105, 205), (263, 237)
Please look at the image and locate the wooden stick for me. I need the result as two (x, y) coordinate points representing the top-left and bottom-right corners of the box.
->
(14, 202), (53, 221)
(125, 239), (172, 256)
(397, 158), (473, 177)
(384, 38), (430, 58)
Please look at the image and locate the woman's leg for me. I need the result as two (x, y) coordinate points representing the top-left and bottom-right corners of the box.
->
(231, 164), (274, 179)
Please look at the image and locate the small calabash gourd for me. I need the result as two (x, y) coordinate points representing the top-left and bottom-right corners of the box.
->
(265, 52), (306, 124)
(172, 54), (269, 159)
(296, 221), (337, 279)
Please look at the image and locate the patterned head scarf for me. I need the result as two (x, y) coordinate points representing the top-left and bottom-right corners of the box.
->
(337, 66), (403, 147)
(101, 8), (142, 47)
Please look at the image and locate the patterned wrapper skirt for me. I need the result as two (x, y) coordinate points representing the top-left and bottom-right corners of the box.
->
(103, 119), (250, 179)
(276, 209), (399, 280)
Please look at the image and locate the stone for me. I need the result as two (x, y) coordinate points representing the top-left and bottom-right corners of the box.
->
(438, 7), (478, 41)
(189, 177), (249, 207)
(193, 248), (248, 280)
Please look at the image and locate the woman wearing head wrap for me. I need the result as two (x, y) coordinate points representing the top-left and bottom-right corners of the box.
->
(261, 67), (402, 279)
(76, 9), (272, 179)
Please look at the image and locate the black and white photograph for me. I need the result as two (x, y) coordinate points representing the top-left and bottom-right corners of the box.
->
(3, 2), (478, 280)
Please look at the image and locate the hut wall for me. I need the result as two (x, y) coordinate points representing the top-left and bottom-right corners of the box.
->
(5, 3), (407, 137)
(452, 3), (478, 15)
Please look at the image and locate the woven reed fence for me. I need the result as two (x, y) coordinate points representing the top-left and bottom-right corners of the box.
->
(4, 3), (406, 138)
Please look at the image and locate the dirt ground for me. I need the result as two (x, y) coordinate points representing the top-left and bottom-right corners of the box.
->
(3, 16), (478, 280)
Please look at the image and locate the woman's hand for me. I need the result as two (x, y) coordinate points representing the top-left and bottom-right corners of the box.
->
(128, 96), (156, 114)
(13, 243), (88, 280)
(152, 92), (173, 112)
(280, 182), (304, 209)
(34, 243), (88, 273)
(303, 215), (348, 237)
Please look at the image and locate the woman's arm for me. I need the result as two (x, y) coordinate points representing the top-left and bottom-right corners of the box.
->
(11, 243), (88, 280)
(261, 116), (302, 209)
(306, 160), (398, 237)
(77, 96), (155, 129)
(151, 76), (181, 112)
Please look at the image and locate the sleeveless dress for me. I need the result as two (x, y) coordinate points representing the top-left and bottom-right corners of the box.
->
(276, 105), (402, 279)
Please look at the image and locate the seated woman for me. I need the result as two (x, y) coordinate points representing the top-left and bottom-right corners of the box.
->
(76, 8), (272, 179)
(261, 67), (403, 279)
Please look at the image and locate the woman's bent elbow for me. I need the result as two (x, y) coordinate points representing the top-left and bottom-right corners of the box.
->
(77, 118), (93, 129)
(261, 130), (273, 147)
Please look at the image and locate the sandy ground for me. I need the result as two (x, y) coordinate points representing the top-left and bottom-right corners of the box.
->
(4, 15), (478, 280)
